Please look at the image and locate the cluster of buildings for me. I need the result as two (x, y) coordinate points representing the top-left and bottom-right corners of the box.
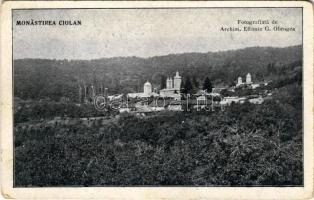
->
(236, 73), (267, 90)
(127, 71), (182, 100)
(89, 71), (271, 113)
(236, 73), (252, 87)
(159, 71), (182, 98)
(218, 73), (271, 106)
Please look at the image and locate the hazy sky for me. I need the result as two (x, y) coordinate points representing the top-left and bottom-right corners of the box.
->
(13, 8), (302, 60)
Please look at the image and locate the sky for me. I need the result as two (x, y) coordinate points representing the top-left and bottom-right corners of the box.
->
(13, 8), (302, 60)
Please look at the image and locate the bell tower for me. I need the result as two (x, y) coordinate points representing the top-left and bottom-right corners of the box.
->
(173, 71), (181, 91)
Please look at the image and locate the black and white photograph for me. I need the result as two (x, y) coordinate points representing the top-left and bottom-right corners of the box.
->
(12, 7), (304, 187)
(1, 1), (313, 199)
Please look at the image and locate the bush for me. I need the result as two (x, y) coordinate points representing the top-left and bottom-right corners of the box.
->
(14, 83), (303, 186)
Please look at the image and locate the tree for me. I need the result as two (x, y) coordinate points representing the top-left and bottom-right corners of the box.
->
(183, 76), (193, 94)
(192, 76), (199, 89)
(180, 81), (185, 94)
(229, 81), (236, 87)
(160, 75), (166, 89)
(203, 77), (212, 93)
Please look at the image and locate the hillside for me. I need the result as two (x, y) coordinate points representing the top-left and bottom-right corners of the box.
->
(14, 87), (303, 186)
(14, 45), (302, 100)
(13, 45), (303, 186)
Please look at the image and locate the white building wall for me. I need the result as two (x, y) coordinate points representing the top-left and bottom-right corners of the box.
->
(173, 78), (181, 91)
(246, 73), (252, 84)
(237, 77), (242, 85)
(144, 82), (152, 94)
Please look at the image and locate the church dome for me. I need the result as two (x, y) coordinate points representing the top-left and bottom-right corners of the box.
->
(144, 81), (152, 86)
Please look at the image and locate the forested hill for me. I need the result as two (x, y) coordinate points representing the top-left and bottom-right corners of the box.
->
(14, 45), (302, 100)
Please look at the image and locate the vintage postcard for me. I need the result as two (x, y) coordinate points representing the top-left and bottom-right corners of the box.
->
(0, 1), (313, 199)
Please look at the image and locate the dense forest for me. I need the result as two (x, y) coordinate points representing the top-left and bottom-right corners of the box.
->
(14, 45), (302, 100)
(14, 45), (303, 186)
(14, 82), (303, 186)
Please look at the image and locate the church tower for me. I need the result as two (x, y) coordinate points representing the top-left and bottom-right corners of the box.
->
(246, 73), (252, 84)
(173, 71), (181, 91)
(167, 77), (173, 89)
(169, 77), (173, 89)
(166, 77), (171, 89)
(144, 81), (152, 95)
(237, 77), (242, 86)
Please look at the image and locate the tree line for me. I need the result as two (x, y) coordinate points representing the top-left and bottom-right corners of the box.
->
(160, 75), (213, 94)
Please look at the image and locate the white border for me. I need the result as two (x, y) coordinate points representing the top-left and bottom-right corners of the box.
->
(1, 1), (313, 199)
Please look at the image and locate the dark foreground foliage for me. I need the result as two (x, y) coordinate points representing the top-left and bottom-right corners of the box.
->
(14, 83), (302, 186)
